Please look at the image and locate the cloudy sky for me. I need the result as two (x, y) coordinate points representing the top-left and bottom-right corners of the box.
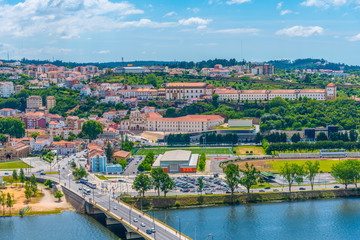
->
(0, 0), (359, 64)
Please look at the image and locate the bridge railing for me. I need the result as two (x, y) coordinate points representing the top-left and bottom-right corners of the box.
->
(118, 198), (191, 240)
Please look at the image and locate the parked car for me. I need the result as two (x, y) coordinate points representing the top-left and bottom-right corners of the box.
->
(273, 189), (279, 192)
(299, 187), (306, 190)
(264, 187), (271, 189)
(259, 190), (265, 192)
(40, 172), (46, 175)
(334, 186), (340, 189)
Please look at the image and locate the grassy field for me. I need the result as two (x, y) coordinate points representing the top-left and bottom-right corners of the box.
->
(0, 160), (31, 170)
(237, 159), (345, 173)
(234, 146), (266, 155)
(95, 174), (108, 180)
(135, 147), (233, 156)
(271, 159), (341, 173)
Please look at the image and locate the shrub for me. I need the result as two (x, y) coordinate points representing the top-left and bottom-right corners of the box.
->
(174, 201), (181, 207)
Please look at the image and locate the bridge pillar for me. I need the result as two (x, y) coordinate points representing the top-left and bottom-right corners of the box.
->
(85, 202), (103, 215)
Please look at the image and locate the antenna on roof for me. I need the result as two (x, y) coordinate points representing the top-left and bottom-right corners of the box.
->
(7, 52), (9, 61)
(122, 57), (124, 67)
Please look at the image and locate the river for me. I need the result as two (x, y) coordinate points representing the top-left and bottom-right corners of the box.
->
(2, 198), (360, 240)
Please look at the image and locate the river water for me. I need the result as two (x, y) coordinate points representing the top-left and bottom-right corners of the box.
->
(2, 198), (360, 240)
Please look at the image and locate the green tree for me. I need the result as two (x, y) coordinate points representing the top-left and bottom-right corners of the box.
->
(151, 168), (165, 197)
(55, 190), (64, 201)
(6, 193), (14, 215)
(349, 129), (358, 142)
(44, 179), (53, 188)
(81, 120), (103, 140)
(12, 170), (18, 182)
(19, 168), (26, 184)
(0, 134), (7, 144)
(0, 191), (5, 215)
(239, 163), (260, 193)
(132, 173), (152, 197)
(294, 165), (306, 185)
(279, 163), (299, 192)
(212, 94), (219, 108)
(30, 174), (38, 195)
(73, 167), (88, 179)
(224, 163), (240, 195)
(331, 160), (356, 189)
(198, 153), (206, 171)
(24, 181), (32, 201)
(105, 142), (114, 163)
(291, 133), (301, 143)
(254, 133), (263, 144)
(119, 159), (127, 170)
(316, 132), (328, 141)
(305, 161), (320, 190)
(160, 174), (175, 197)
(30, 132), (40, 139)
(198, 177), (204, 195)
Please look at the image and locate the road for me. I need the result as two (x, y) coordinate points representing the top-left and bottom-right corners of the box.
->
(34, 152), (190, 240)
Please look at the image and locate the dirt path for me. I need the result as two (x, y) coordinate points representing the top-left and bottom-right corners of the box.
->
(0, 185), (73, 215)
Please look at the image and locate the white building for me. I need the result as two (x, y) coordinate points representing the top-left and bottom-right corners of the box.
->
(165, 82), (208, 100)
(0, 82), (14, 98)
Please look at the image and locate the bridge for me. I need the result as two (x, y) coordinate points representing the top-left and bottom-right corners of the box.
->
(28, 152), (192, 240)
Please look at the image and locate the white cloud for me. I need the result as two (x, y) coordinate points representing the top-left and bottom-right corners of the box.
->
(187, 8), (200, 13)
(277, 2), (283, 9)
(280, 9), (293, 15)
(96, 50), (110, 54)
(178, 17), (212, 28)
(301, 0), (347, 8)
(276, 26), (324, 37)
(212, 28), (260, 34)
(347, 33), (360, 41)
(163, 11), (176, 17)
(226, 0), (251, 5)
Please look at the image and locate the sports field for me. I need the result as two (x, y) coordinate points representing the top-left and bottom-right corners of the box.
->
(234, 146), (266, 155)
(135, 147), (233, 156)
(237, 159), (346, 173)
(0, 160), (31, 170)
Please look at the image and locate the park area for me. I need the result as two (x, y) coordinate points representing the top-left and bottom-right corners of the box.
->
(135, 147), (233, 156)
(236, 159), (347, 173)
(0, 160), (31, 170)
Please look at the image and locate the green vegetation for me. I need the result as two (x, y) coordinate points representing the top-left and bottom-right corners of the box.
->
(137, 152), (155, 172)
(240, 163), (261, 193)
(271, 160), (336, 173)
(55, 191), (64, 201)
(167, 134), (190, 145)
(0, 117), (26, 138)
(224, 164), (240, 195)
(44, 179), (53, 188)
(136, 147), (232, 156)
(95, 174), (108, 180)
(278, 163), (305, 192)
(331, 160), (360, 189)
(81, 120), (103, 140)
(265, 141), (360, 155)
(0, 161), (31, 170)
(200, 133), (238, 145)
(72, 166), (88, 179)
(132, 173), (152, 197)
(198, 153), (206, 171)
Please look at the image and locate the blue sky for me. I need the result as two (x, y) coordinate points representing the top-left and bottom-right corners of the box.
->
(0, 0), (359, 64)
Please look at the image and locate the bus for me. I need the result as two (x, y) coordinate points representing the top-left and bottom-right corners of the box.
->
(80, 178), (88, 185)
(83, 188), (91, 195)
(87, 182), (96, 189)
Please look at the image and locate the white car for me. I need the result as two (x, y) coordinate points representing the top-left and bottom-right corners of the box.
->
(113, 206), (117, 210)
(141, 222), (146, 227)
(133, 218), (138, 222)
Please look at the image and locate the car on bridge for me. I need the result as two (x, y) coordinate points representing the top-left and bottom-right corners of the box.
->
(133, 218), (138, 222)
(146, 229), (152, 234)
(141, 222), (146, 227)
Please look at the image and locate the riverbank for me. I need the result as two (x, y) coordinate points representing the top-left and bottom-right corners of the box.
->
(0, 185), (73, 217)
(121, 188), (360, 210)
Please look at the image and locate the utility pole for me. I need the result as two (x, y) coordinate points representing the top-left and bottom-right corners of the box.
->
(109, 194), (110, 210)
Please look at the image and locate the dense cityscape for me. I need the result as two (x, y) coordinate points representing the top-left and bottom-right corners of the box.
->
(2, 0), (360, 239)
